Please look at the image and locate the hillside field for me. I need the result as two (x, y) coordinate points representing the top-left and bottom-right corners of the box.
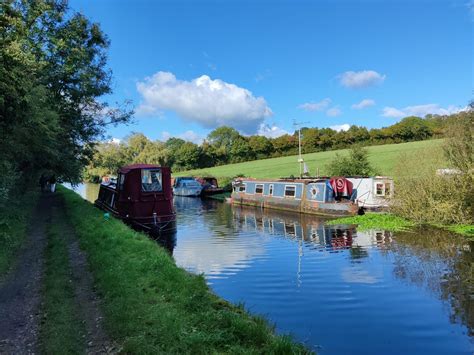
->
(178, 139), (445, 180)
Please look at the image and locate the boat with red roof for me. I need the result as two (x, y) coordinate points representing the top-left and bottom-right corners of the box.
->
(95, 164), (176, 233)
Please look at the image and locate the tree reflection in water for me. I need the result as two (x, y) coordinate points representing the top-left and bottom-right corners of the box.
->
(388, 227), (473, 336)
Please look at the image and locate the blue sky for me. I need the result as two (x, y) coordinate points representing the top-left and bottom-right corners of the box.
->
(70, 0), (473, 143)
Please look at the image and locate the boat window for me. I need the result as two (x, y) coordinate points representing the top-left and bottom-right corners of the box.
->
(384, 182), (391, 197)
(269, 184), (273, 196)
(255, 184), (264, 194)
(118, 174), (125, 190)
(375, 183), (384, 196)
(238, 184), (246, 192)
(142, 169), (162, 192)
(284, 185), (296, 197)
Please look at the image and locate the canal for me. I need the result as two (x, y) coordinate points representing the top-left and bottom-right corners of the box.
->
(74, 183), (473, 354)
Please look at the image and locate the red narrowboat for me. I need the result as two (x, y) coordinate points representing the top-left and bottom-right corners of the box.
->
(95, 164), (176, 233)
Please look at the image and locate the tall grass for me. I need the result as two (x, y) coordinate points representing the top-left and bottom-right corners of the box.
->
(60, 186), (309, 354)
(393, 146), (472, 225)
(0, 190), (38, 276)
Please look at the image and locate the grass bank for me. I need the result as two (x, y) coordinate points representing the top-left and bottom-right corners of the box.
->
(326, 213), (414, 232)
(178, 139), (444, 180)
(445, 224), (474, 239)
(0, 190), (38, 277)
(40, 210), (85, 353)
(327, 213), (474, 239)
(59, 186), (309, 353)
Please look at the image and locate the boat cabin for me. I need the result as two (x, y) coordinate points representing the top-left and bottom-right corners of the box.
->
(232, 177), (358, 216)
(346, 176), (394, 210)
(173, 177), (203, 197)
(95, 164), (176, 233)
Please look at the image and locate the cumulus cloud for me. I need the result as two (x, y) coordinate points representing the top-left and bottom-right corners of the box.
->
(351, 99), (376, 110)
(136, 71), (272, 132)
(161, 130), (204, 144)
(298, 98), (331, 112)
(326, 107), (342, 117)
(257, 123), (289, 138)
(107, 137), (122, 145)
(330, 124), (351, 132)
(382, 104), (466, 118)
(339, 70), (386, 89)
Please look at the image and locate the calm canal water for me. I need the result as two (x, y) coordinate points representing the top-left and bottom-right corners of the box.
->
(75, 184), (473, 354)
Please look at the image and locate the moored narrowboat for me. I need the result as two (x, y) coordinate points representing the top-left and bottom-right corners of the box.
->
(95, 164), (176, 233)
(196, 177), (224, 196)
(231, 177), (359, 216)
(173, 177), (203, 197)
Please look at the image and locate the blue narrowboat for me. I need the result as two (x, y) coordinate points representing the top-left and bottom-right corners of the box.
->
(231, 177), (359, 216)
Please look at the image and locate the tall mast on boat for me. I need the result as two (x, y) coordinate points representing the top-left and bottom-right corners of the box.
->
(293, 120), (309, 178)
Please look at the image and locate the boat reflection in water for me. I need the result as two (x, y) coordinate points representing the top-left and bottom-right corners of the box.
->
(232, 205), (392, 252)
(149, 229), (177, 255)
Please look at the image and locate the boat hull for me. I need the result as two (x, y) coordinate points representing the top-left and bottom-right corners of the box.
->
(95, 198), (177, 234)
(231, 194), (357, 216)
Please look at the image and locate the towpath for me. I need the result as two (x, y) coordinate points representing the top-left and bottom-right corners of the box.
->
(0, 193), (110, 354)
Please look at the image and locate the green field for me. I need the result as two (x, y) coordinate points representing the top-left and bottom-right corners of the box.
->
(179, 139), (444, 180)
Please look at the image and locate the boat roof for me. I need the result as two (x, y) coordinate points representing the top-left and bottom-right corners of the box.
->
(118, 164), (164, 174)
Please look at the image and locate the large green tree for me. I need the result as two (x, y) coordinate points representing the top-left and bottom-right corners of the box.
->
(0, 0), (132, 199)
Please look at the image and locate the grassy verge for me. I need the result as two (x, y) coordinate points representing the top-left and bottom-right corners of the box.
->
(59, 186), (309, 354)
(0, 190), (39, 277)
(39, 210), (85, 354)
(445, 224), (474, 239)
(327, 212), (474, 239)
(326, 213), (415, 232)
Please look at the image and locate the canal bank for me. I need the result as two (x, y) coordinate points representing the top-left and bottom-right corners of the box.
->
(59, 186), (309, 353)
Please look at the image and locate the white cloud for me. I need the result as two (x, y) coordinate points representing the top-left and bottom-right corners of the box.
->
(136, 71), (272, 132)
(382, 104), (466, 118)
(257, 123), (289, 138)
(467, 0), (474, 16)
(161, 130), (204, 144)
(298, 98), (331, 112)
(330, 124), (350, 132)
(351, 99), (376, 110)
(382, 107), (406, 118)
(326, 107), (342, 117)
(105, 137), (122, 145)
(339, 70), (386, 89)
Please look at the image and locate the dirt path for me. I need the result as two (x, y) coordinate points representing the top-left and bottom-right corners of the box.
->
(0, 193), (112, 354)
(51, 196), (112, 354)
(0, 194), (50, 354)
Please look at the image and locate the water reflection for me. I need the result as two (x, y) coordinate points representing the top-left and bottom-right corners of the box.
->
(173, 197), (473, 354)
(388, 227), (474, 337)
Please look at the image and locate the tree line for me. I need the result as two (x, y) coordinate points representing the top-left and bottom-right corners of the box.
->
(85, 113), (462, 181)
(0, 1), (131, 205)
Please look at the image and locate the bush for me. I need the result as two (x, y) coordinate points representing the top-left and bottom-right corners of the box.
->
(393, 111), (473, 225)
(326, 145), (377, 176)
